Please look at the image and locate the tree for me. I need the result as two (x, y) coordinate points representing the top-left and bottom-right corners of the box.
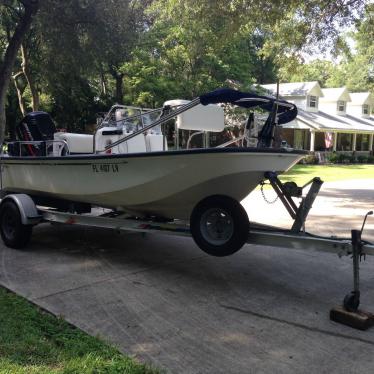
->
(123, 1), (281, 106)
(0, 0), (368, 136)
(278, 59), (337, 86)
(327, 3), (374, 92)
(276, 3), (373, 94)
(89, 0), (142, 104)
(123, 0), (364, 106)
(0, 0), (39, 142)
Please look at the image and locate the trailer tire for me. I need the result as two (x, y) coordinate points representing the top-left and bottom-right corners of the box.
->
(343, 291), (360, 312)
(190, 195), (249, 257)
(0, 201), (32, 249)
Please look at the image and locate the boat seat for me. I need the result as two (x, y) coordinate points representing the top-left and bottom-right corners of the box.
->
(54, 132), (94, 154)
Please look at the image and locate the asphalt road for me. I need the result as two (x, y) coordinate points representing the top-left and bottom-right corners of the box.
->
(1, 179), (374, 373)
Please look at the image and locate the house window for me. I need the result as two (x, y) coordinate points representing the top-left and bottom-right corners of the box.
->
(356, 134), (369, 151)
(308, 95), (318, 109)
(363, 104), (370, 115)
(337, 100), (346, 112)
(337, 133), (353, 151)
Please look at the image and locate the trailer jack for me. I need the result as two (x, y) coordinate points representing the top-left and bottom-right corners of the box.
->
(330, 212), (374, 330)
(263, 173), (374, 330)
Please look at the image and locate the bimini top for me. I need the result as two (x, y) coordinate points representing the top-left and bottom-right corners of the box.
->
(199, 88), (297, 125)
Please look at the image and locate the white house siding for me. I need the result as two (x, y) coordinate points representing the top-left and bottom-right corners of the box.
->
(347, 105), (364, 117)
(347, 92), (373, 119)
(318, 102), (341, 115)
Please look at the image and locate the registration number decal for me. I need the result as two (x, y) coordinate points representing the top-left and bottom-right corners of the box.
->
(92, 164), (119, 173)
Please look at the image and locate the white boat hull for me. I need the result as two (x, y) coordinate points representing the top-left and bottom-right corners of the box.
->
(0, 148), (305, 219)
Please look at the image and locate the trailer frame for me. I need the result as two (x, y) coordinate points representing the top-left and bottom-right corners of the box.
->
(0, 172), (373, 329)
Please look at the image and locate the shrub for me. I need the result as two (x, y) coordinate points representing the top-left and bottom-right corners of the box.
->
(327, 153), (339, 163)
(349, 154), (357, 164)
(357, 155), (368, 163)
(301, 154), (319, 164)
(338, 153), (350, 164)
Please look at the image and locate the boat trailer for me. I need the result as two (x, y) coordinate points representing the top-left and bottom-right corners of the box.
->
(0, 173), (373, 330)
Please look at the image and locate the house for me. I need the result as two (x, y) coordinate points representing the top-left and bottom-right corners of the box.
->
(261, 81), (323, 113)
(261, 82), (374, 155)
(319, 87), (351, 115)
(347, 92), (373, 119)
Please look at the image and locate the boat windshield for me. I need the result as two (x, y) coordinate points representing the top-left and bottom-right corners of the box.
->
(99, 105), (163, 134)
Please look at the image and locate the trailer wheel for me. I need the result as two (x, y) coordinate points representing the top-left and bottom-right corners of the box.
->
(0, 201), (32, 249)
(343, 291), (360, 312)
(190, 195), (249, 257)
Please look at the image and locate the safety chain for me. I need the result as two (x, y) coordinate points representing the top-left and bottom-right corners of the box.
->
(260, 181), (279, 204)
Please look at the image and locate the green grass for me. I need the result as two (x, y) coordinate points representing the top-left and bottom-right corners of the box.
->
(279, 164), (374, 186)
(0, 287), (160, 374)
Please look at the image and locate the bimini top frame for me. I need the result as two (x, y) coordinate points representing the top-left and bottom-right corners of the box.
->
(102, 88), (298, 153)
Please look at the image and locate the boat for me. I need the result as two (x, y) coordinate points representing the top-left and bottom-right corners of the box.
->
(0, 88), (306, 255)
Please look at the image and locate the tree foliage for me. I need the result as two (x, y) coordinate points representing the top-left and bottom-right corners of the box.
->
(0, 0), (371, 135)
(0, 0), (39, 140)
(277, 3), (373, 95)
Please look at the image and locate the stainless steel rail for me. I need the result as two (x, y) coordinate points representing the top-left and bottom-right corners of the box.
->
(98, 105), (161, 130)
(103, 98), (201, 152)
(6, 140), (69, 157)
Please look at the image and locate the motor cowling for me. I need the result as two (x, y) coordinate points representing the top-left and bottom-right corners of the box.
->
(10, 111), (56, 156)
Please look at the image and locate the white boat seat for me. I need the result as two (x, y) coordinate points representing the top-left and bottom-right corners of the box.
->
(163, 100), (224, 132)
(54, 132), (94, 154)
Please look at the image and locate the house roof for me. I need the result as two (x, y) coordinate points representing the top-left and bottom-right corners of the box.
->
(348, 92), (374, 106)
(320, 87), (351, 103)
(261, 81), (323, 97)
(281, 108), (374, 133)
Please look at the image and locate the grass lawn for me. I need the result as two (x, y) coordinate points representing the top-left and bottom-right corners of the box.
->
(279, 164), (374, 186)
(0, 287), (159, 374)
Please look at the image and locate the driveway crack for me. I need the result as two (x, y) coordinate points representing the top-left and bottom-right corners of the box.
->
(220, 304), (374, 346)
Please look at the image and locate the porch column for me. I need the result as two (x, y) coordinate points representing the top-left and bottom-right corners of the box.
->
(333, 132), (337, 151)
(310, 130), (315, 152)
(352, 133), (357, 151)
(369, 134), (373, 152)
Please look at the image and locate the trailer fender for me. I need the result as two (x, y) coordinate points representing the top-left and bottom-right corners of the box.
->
(0, 194), (41, 225)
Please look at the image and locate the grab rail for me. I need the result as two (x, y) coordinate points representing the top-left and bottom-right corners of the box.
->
(7, 140), (69, 157)
(103, 98), (201, 152)
(216, 135), (246, 148)
(186, 131), (204, 149)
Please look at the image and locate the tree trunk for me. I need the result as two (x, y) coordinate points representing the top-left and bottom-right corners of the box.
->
(115, 73), (124, 104)
(21, 43), (39, 111)
(109, 66), (124, 104)
(0, 1), (39, 143)
(12, 72), (27, 116)
(100, 68), (107, 96)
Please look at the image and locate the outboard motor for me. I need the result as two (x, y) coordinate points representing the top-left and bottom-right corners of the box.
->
(10, 111), (56, 156)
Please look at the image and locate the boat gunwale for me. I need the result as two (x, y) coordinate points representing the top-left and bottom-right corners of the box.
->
(0, 147), (308, 163)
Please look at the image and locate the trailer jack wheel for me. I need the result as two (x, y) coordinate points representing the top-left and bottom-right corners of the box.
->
(0, 201), (32, 249)
(343, 291), (360, 312)
(190, 195), (249, 257)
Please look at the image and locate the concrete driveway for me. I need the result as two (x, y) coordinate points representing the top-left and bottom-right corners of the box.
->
(1, 179), (374, 373)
